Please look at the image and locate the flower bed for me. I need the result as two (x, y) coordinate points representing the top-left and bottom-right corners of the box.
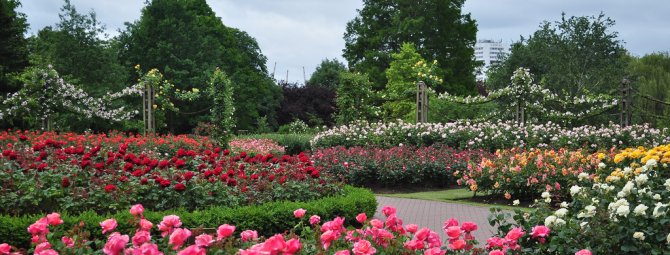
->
(229, 138), (285, 155)
(311, 120), (670, 151)
(491, 143), (670, 254)
(458, 148), (606, 202)
(1, 203), (592, 255)
(0, 130), (342, 215)
(313, 145), (491, 188)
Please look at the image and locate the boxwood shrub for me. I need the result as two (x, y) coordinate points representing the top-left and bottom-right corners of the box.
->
(0, 186), (376, 249)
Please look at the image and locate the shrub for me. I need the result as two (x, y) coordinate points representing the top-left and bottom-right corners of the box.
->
(313, 145), (491, 188)
(0, 186), (376, 249)
(237, 133), (313, 155)
(278, 83), (336, 127)
(229, 138), (285, 155)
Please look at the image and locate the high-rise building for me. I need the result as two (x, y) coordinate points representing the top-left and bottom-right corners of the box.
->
(474, 39), (510, 81)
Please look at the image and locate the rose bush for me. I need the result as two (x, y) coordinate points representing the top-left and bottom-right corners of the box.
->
(312, 145), (490, 188)
(0, 130), (341, 215)
(458, 148), (606, 202)
(490, 143), (670, 254)
(229, 139), (286, 155)
(0, 204), (587, 255)
(311, 120), (669, 152)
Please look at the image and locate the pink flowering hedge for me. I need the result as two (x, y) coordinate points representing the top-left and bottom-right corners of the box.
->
(229, 138), (286, 155)
(312, 145), (490, 188)
(0, 204), (593, 255)
(0, 130), (341, 215)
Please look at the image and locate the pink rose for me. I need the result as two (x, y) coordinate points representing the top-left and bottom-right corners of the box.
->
(352, 240), (376, 255)
(46, 213), (64, 226)
(575, 249), (592, 255)
(158, 215), (182, 237)
(241, 230), (258, 242)
(195, 234), (214, 247)
(61, 236), (74, 247)
(461, 222), (478, 232)
(103, 232), (129, 255)
(309, 215), (321, 225)
(139, 219), (154, 231)
(0, 243), (11, 254)
(264, 234), (286, 252)
(132, 230), (151, 247)
(130, 204), (145, 217)
(531, 225), (550, 238)
(489, 250), (505, 255)
(334, 250), (351, 255)
(405, 224), (419, 233)
(427, 231), (442, 248)
(28, 218), (49, 236)
(403, 239), (425, 250)
(293, 208), (307, 219)
(132, 243), (162, 255)
(284, 238), (301, 254)
(486, 237), (505, 249)
(381, 206), (396, 217)
(445, 226), (462, 239)
(35, 249), (58, 255)
(369, 219), (383, 229)
(505, 227), (525, 241)
(448, 239), (466, 250)
(216, 224), (235, 241)
(35, 242), (51, 253)
(415, 227), (431, 241)
(443, 218), (459, 229)
(176, 245), (205, 255)
(169, 228), (192, 250)
(424, 247), (446, 255)
(100, 219), (118, 234)
(356, 213), (367, 223)
(320, 230), (338, 250)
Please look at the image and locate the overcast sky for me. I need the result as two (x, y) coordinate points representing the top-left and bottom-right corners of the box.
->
(19, 0), (670, 84)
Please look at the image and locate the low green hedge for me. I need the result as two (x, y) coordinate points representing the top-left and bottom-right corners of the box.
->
(1, 186), (376, 249)
(236, 133), (314, 155)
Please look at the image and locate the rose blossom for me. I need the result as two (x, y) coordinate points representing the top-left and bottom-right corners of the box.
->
(575, 249), (592, 255)
(103, 232), (129, 255)
(352, 240), (376, 255)
(217, 224), (236, 241)
(169, 228), (192, 250)
(356, 213), (367, 223)
(240, 230), (258, 242)
(100, 219), (118, 234)
(293, 208), (307, 219)
(195, 234), (214, 247)
(309, 215), (321, 225)
(130, 204), (144, 217)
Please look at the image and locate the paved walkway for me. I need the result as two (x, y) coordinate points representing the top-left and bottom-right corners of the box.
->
(374, 196), (501, 244)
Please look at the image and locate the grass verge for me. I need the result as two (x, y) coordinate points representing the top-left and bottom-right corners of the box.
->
(378, 188), (533, 212)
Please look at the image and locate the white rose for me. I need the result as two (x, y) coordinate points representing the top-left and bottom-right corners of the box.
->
(633, 232), (645, 241)
(555, 208), (568, 217)
(616, 205), (630, 217)
(560, 202), (569, 208)
(544, 215), (557, 227)
(635, 174), (648, 186)
(653, 203), (667, 218)
(633, 204), (648, 216)
(598, 162), (606, 169)
(654, 194), (662, 200)
(664, 179), (670, 191)
(513, 200), (520, 206)
(578, 172), (589, 181)
(570, 185), (582, 197)
(646, 159), (657, 167)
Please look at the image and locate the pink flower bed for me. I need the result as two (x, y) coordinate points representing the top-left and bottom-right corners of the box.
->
(229, 138), (285, 155)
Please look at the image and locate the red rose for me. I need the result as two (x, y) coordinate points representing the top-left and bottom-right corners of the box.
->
(174, 183), (186, 192)
(61, 177), (71, 188)
(19, 134), (28, 141)
(183, 171), (195, 181)
(140, 178), (148, 185)
(175, 159), (185, 169)
(310, 170), (320, 178)
(105, 184), (117, 193)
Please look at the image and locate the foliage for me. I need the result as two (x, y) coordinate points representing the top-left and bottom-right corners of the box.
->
(278, 83), (336, 127)
(307, 58), (347, 89)
(459, 148), (604, 201)
(0, 0), (29, 96)
(0, 186), (376, 250)
(0, 130), (342, 215)
(208, 67), (235, 147)
(486, 12), (626, 98)
(335, 72), (380, 124)
(491, 144), (670, 254)
(236, 133), (314, 156)
(118, 0), (280, 132)
(343, 0), (478, 94)
(311, 120), (670, 152)
(313, 145), (491, 188)
(382, 43), (443, 121)
(627, 52), (670, 128)
(254, 115), (273, 134)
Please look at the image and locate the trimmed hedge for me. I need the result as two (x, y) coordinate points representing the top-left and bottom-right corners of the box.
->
(1, 186), (376, 249)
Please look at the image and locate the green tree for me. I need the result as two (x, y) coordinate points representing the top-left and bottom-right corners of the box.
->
(343, 0), (477, 94)
(335, 72), (379, 124)
(383, 43), (442, 121)
(0, 0), (29, 94)
(308, 58), (347, 89)
(119, 0), (280, 132)
(487, 13), (626, 98)
(628, 52), (670, 128)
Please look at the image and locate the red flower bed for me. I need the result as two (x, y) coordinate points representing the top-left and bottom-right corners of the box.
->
(0, 130), (342, 215)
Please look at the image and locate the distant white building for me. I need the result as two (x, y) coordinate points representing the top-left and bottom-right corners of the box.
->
(474, 39), (510, 81)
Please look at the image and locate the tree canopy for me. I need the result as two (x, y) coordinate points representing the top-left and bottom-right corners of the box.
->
(0, 0), (29, 94)
(343, 0), (478, 95)
(308, 58), (347, 89)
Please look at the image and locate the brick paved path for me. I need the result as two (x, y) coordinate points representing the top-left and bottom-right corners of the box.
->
(374, 196), (501, 244)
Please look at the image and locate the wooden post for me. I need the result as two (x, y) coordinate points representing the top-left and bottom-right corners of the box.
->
(416, 81), (428, 123)
(620, 78), (631, 127)
(143, 83), (155, 135)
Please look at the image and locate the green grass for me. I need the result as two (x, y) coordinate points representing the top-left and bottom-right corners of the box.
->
(378, 188), (533, 212)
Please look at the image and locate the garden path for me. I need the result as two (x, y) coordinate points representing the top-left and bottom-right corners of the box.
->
(374, 196), (500, 244)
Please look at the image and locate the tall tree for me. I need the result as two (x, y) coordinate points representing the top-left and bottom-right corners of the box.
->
(0, 0), (29, 94)
(343, 0), (478, 95)
(487, 13), (626, 98)
(119, 0), (280, 132)
(628, 52), (670, 128)
(308, 58), (347, 89)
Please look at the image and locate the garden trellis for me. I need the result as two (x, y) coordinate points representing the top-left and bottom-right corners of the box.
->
(437, 67), (619, 126)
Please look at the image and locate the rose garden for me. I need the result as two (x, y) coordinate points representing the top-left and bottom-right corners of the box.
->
(3, 0), (670, 254)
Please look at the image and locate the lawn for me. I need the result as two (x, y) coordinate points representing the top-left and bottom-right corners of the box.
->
(378, 188), (533, 212)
